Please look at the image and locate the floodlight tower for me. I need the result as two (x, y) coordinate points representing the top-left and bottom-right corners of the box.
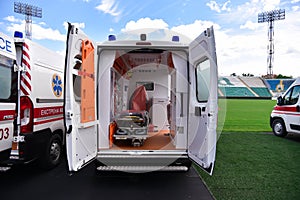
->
(258, 9), (285, 77)
(14, 2), (42, 40)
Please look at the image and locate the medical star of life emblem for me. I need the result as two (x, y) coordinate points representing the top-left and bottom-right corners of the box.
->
(52, 74), (63, 97)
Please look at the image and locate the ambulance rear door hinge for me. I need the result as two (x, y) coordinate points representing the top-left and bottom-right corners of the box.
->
(14, 64), (26, 72)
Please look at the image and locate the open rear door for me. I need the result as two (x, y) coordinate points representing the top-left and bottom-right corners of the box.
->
(64, 23), (97, 172)
(188, 27), (218, 175)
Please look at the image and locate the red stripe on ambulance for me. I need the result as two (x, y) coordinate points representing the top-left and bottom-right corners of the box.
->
(34, 106), (64, 118)
(0, 110), (15, 122)
(34, 117), (64, 125)
(274, 105), (298, 112)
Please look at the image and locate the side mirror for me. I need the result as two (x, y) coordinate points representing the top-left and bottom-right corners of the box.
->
(277, 96), (283, 105)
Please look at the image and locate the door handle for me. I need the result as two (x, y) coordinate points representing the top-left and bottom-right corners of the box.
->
(67, 125), (72, 134)
(195, 106), (201, 116)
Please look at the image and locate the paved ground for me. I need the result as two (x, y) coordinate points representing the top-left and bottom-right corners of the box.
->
(0, 158), (214, 200)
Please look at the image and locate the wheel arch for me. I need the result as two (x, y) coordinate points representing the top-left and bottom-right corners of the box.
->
(270, 116), (284, 128)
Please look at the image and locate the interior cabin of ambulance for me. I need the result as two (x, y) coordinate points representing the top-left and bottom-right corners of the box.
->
(79, 48), (190, 152)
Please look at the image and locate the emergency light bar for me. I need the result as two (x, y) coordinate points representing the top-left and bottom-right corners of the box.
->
(108, 35), (116, 41)
(107, 33), (180, 42)
(14, 31), (23, 38)
(172, 36), (179, 42)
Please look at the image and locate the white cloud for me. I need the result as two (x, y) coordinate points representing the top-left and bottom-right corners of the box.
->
(262, 0), (281, 11)
(4, 16), (22, 23)
(217, 0), (282, 25)
(121, 18), (169, 33)
(291, 0), (300, 3)
(171, 20), (220, 40)
(240, 20), (262, 30)
(206, 1), (231, 13)
(206, 1), (221, 13)
(292, 6), (299, 11)
(109, 28), (114, 32)
(95, 0), (122, 17)
(39, 22), (46, 26)
(31, 24), (66, 41)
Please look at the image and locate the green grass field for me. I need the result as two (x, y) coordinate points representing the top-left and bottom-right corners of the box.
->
(197, 99), (300, 200)
(218, 99), (275, 132)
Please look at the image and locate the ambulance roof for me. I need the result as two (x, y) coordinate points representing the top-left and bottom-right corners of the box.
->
(98, 30), (191, 49)
(292, 77), (300, 86)
(98, 39), (189, 49)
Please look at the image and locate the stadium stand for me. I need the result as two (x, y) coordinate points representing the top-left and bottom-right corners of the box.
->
(218, 76), (255, 97)
(251, 87), (271, 97)
(265, 79), (295, 93)
(239, 77), (272, 98)
(218, 76), (296, 99)
(218, 76), (275, 99)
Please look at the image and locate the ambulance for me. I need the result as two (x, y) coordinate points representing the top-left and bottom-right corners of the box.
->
(0, 31), (65, 170)
(270, 78), (300, 137)
(64, 23), (218, 174)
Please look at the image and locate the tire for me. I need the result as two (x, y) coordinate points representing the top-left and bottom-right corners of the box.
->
(272, 119), (287, 137)
(40, 134), (62, 169)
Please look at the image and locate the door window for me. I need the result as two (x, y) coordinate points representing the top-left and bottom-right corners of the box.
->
(283, 85), (300, 105)
(195, 59), (210, 102)
(0, 55), (16, 102)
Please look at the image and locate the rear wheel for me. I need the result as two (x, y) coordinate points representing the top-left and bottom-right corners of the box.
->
(272, 119), (287, 137)
(40, 134), (62, 169)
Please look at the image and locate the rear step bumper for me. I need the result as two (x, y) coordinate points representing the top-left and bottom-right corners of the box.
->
(96, 165), (188, 172)
(95, 152), (191, 172)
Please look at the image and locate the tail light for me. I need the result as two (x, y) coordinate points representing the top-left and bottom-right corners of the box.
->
(20, 96), (33, 133)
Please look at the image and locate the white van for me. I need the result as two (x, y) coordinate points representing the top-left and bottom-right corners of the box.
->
(64, 24), (218, 174)
(0, 31), (65, 170)
(270, 78), (300, 137)
(0, 32), (16, 166)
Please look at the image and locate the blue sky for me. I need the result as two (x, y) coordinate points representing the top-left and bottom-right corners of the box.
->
(1, 0), (300, 76)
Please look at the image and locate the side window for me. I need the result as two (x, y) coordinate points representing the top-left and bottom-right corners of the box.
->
(196, 59), (210, 102)
(0, 56), (16, 102)
(283, 86), (300, 105)
(73, 56), (81, 102)
(0, 64), (12, 99)
(290, 86), (300, 105)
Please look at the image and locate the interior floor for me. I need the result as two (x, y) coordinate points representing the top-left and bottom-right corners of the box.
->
(110, 130), (176, 150)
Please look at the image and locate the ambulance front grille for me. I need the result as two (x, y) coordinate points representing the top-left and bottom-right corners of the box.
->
(96, 165), (188, 172)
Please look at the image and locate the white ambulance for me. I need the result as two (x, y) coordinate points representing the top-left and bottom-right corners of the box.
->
(64, 23), (218, 174)
(271, 78), (300, 137)
(0, 31), (65, 170)
(0, 32), (16, 166)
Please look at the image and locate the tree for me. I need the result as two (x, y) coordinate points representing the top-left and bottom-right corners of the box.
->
(275, 74), (293, 79)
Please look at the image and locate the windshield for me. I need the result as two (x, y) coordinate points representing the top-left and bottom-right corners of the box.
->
(0, 54), (17, 102)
